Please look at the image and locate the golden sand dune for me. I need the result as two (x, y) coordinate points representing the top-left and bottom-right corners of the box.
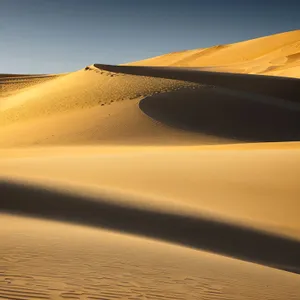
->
(0, 66), (197, 124)
(0, 66), (210, 147)
(1, 64), (300, 147)
(1, 30), (300, 299)
(130, 29), (300, 78)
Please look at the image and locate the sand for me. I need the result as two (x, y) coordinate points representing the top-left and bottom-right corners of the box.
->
(1, 214), (300, 300)
(129, 29), (300, 78)
(1, 29), (300, 299)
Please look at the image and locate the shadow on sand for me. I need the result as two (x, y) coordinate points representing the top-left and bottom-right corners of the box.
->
(1, 179), (300, 275)
(95, 64), (300, 104)
(139, 88), (300, 142)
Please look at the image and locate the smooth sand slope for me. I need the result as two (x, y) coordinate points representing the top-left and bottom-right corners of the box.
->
(1, 145), (300, 240)
(129, 29), (300, 78)
(1, 29), (300, 299)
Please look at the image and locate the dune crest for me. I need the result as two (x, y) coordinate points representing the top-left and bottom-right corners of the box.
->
(129, 30), (300, 78)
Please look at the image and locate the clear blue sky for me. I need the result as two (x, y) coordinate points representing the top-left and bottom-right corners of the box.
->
(1, 0), (299, 74)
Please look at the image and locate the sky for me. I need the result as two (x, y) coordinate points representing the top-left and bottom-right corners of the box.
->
(1, 0), (300, 74)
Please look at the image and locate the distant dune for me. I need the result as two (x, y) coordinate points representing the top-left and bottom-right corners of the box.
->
(0, 73), (61, 97)
(129, 29), (300, 78)
(1, 30), (300, 299)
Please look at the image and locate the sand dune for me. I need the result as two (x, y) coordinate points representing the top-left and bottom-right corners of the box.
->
(0, 66), (210, 147)
(1, 64), (300, 147)
(0, 66), (197, 125)
(129, 29), (300, 78)
(96, 64), (300, 104)
(1, 30), (300, 299)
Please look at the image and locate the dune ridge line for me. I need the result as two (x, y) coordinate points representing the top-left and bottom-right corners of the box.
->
(94, 64), (300, 104)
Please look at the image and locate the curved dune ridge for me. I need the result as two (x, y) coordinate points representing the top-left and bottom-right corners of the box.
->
(0, 65), (209, 147)
(1, 29), (300, 299)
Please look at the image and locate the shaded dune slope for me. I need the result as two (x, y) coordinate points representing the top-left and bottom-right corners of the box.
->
(95, 64), (300, 104)
(140, 88), (300, 142)
(2, 179), (300, 275)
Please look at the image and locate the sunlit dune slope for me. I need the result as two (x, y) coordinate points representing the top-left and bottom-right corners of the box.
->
(129, 29), (300, 78)
(0, 67), (213, 147)
(0, 67), (195, 123)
